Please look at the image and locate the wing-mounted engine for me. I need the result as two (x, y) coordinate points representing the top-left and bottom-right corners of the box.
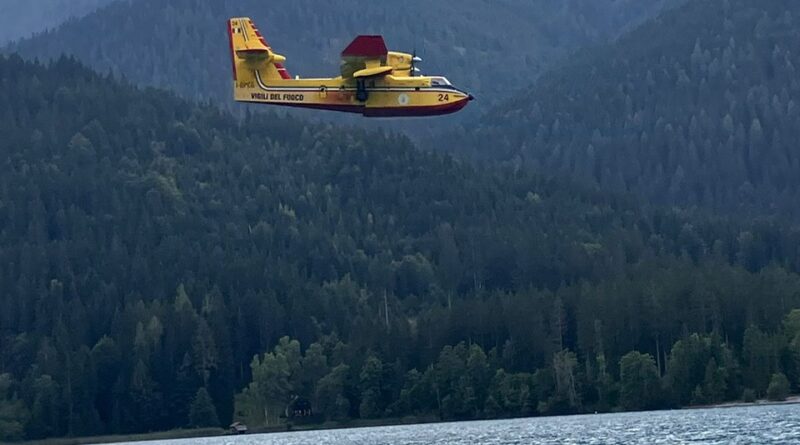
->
(339, 36), (423, 80)
(340, 35), (390, 78)
(386, 52), (421, 77)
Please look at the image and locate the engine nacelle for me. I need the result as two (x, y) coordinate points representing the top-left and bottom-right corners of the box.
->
(387, 51), (421, 76)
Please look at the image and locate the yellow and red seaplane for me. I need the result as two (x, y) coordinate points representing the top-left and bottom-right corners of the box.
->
(228, 17), (473, 117)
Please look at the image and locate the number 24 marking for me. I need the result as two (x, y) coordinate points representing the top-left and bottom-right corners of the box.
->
(438, 94), (450, 102)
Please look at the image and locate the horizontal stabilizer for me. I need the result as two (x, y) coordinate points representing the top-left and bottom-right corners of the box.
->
(236, 48), (269, 59)
(229, 17), (291, 80)
(236, 48), (286, 64)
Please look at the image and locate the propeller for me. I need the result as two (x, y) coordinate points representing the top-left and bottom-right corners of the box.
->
(410, 44), (422, 77)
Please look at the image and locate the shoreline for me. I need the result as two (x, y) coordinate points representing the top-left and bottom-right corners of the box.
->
(12, 428), (225, 445)
(689, 395), (800, 411)
(16, 398), (800, 445)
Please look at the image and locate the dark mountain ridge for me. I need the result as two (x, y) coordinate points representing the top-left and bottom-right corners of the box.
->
(452, 0), (800, 219)
(2, 52), (800, 440)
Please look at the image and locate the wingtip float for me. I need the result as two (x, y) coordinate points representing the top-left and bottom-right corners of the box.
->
(228, 17), (473, 118)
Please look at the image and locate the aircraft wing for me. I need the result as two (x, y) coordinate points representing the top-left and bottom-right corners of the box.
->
(340, 35), (391, 79)
(353, 66), (394, 78)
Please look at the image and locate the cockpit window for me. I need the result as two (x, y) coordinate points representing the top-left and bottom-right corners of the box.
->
(430, 77), (452, 86)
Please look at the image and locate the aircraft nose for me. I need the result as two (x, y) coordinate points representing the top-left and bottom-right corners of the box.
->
(468, 94), (475, 101)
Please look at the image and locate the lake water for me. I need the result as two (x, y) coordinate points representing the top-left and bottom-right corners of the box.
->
(113, 404), (800, 445)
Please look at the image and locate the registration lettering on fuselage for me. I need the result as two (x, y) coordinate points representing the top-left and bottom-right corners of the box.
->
(250, 93), (305, 102)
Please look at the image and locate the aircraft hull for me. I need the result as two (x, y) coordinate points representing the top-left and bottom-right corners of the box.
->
(234, 75), (472, 118)
(240, 96), (471, 117)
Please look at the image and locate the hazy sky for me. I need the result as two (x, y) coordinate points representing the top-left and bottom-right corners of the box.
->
(0, 0), (115, 45)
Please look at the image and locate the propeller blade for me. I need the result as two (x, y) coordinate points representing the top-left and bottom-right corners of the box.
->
(411, 44), (421, 77)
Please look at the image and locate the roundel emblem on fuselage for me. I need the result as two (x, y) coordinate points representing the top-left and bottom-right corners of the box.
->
(398, 93), (410, 106)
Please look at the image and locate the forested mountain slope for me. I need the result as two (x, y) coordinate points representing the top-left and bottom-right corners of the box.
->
(3, 54), (800, 440)
(0, 0), (116, 45)
(7, 0), (681, 109)
(456, 0), (800, 219)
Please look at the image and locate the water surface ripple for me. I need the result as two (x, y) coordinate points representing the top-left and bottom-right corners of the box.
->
(112, 404), (800, 445)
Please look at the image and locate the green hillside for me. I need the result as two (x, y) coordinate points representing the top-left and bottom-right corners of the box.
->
(0, 0), (115, 44)
(2, 53), (800, 440)
(455, 0), (800, 218)
(7, 0), (681, 110)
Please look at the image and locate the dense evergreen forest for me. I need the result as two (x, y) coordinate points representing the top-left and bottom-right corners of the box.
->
(2, 51), (800, 441)
(7, 0), (681, 112)
(455, 0), (800, 219)
(0, 0), (115, 45)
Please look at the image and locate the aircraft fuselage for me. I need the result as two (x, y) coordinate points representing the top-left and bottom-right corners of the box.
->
(235, 73), (472, 117)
